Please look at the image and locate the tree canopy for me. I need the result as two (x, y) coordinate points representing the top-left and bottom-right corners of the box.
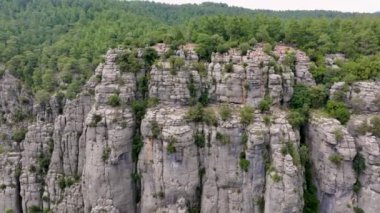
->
(1, 0), (380, 99)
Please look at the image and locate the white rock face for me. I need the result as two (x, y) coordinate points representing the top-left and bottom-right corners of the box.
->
(81, 49), (136, 213)
(3, 44), (380, 213)
(138, 106), (303, 212)
(274, 44), (316, 86)
(307, 114), (357, 213)
(264, 111), (303, 213)
(330, 81), (380, 113)
(208, 46), (295, 107)
(347, 115), (380, 213)
(20, 123), (54, 212)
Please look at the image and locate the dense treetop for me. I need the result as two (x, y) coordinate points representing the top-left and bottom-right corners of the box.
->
(1, 0), (380, 99)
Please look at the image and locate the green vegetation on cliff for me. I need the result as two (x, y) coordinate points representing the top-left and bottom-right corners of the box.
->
(1, 0), (380, 100)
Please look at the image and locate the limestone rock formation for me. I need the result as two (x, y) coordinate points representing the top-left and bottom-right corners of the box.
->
(307, 114), (356, 212)
(330, 81), (380, 113)
(1, 43), (379, 213)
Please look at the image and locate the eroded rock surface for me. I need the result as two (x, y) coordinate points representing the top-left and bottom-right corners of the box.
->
(1, 43), (379, 213)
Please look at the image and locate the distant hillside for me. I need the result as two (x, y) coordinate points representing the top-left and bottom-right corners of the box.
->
(124, 1), (377, 24)
(1, 0), (380, 99)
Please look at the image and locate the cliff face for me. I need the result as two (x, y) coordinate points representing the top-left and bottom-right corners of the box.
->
(0, 44), (378, 213)
(306, 81), (380, 213)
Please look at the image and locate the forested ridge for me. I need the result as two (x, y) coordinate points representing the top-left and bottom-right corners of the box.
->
(1, 1), (380, 213)
(1, 0), (380, 101)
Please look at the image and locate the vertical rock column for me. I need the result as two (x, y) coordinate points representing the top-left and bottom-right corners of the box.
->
(349, 115), (380, 213)
(20, 123), (54, 212)
(82, 49), (136, 213)
(139, 107), (199, 212)
(264, 110), (304, 213)
(306, 114), (357, 212)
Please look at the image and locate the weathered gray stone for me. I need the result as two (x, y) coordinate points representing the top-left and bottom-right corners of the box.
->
(307, 113), (357, 213)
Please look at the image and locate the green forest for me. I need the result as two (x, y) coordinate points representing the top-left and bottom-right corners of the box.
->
(1, 1), (380, 213)
(1, 0), (380, 100)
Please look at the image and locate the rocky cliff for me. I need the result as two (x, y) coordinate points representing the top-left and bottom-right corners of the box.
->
(0, 44), (378, 213)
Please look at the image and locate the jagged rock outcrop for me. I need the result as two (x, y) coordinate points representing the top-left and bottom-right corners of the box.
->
(80, 49), (136, 212)
(20, 122), (54, 212)
(330, 81), (380, 113)
(2, 43), (380, 213)
(264, 110), (303, 213)
(0, 152), (21, 212)
(208, 46), (295, 107)
(307, 113), (357, 212)
(139, 106), (303, 212)
(139, 43), (307, 212)
(274, 45), (315, 86)
(308, 78), (380, 213)
(348, 115), (380, 213)
(149, 63), (203, 105)
(325, 54), (346, 69)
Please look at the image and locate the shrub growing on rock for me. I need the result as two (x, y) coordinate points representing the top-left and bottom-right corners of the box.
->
(353, 180), (362, 193)
(356, 116), (380, 137)
(239, 42), (250, 55)
(116, 51), (142, 73)
(353, 153), (366, 175)
(198, 89), (209, 106)
(142, 48), (159, 66)
(239, 158), (250, 172)
(193, 62), (207, 77)
(329, 153), (344, 166)
(370, 116), (380, 137)
(12, 129), (27, 143)
(263, 43), (273, 55)
(224, 63), (234, 73)
(240, 105), (254, 126)
(151, 121), (161, 139)
(107, 94), (121, 107)
(13, 110), (25, 123)
(58, 176), (75, 190)
(287, 110), (306, 128)
(309, 85), (328, 108)
(167, 137), (177, 154)
(353, 207), (364, 213)
(219, 104), (231, 121)
(89, 114), (102, 127)
(194, 131), (205, 148)
(280, 142), (301, 166)
(326, 100), (350, 124)
(169, 56), (185, 75)
(283, 52), (296, 70)
(240, 132), (248, 145)
(303, 161), (320, 212)
(356, 121), (370, 135)
(132, 100), (147, 121)
(271, 172), (282, 183)
(132, 134), (143, 162)
(299, 145), (309, 166)
(259, 96), (272, 112)
(290, 84), (311, 109)
(147, 97), (160, 108)
(216, 132), (230, 145)
(203, 108), (218, 126)
(28, 206), (42, 213)
(101, 146), (111, 162)
(35, 89), (50, 105)
(333, 128), (344, 142)
(5, 209), (13, 213)
(185, 103), (204, 123)
(263, 115), (271, 126)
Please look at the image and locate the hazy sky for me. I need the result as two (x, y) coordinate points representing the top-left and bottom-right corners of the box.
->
(151, 0), (380, 13)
